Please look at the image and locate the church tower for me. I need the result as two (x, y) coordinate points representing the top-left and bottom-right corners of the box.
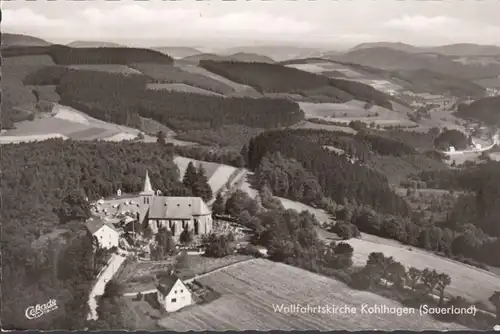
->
(140, 170), (155, 205)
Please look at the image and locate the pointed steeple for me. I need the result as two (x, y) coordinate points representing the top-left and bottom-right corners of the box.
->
(140, 170), (154, 195)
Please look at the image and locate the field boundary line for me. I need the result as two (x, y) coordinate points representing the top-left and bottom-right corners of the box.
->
(122, 257), (256, 296)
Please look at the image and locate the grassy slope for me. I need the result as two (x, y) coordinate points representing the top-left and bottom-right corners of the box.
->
(158, 259), (466, 331)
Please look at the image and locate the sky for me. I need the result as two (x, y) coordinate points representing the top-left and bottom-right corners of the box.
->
(2, 0), (500, 49)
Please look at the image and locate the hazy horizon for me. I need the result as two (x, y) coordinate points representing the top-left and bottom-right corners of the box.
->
(3, 0), (500, 49)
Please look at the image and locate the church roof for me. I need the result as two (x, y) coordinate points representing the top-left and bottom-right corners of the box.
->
(140, 170), (154, 196)
(148, 196), (211, 219)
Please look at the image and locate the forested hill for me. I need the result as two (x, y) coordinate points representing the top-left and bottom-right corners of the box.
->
(199, 60), (395, 109)
(456, 96), (500, 126)
(1, 140), (189, 329)
(27, 68), (304, 131)
(418, 161), (500, 238)
(2, 45), (174, 65)
(247, 129), (412, 216)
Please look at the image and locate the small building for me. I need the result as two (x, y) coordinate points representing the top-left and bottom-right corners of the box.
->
(156, 274), (192, 312)
(86, 218), (120, 249)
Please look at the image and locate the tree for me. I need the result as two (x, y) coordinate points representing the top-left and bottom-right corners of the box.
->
(204, 233), (233, 258)
(157, 130), (166, 145)
(182, 162), (198, 191)
(364, 252), (390, 287)
(56, 190), (91, 224)
(101, 279), (124, 301)
(179, 227), (193, 245)
(421, 268), (439, 296)
(32, 89), (40, 102)
(489, 291), (500, 322)
(436, 273), (451, 306)
(192, 165), (213, 202)
(225, 190), (250, 217)
(136, 132), (145, 140)
(406, 267), (422, 291)
(212, 193), (226, 215)
(238, 210), (252, 228)
(174, 250), (191, 275)
(155, 228), (176, 259)
(386, 261), (406, 289)
(240, 144), (249, 166)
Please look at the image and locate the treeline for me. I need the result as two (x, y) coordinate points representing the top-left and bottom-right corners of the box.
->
(199, 60), (394, 109)
(3, 45), (173, 65)
(0, 139), (193, 329)
(433, 129), (469, 151)
(50, 70), (304, 131)
(214, 189), (355, 273)
(246, 129), (411, 216)
(456, 96), (500, 126)
(419, 162), (500, 238)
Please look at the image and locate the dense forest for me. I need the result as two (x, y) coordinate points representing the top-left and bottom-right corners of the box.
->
(456, 96), (500, 126)
(242, 128), (500, 269)
(246, 129), (411, 216)
(199, 60), (394, 109)
(24, 69), (304, 131)
(3, 45), (174, 65)
(433, 129), (470, 151)
(1, 140), (191, 329)
(418, 162), (500, 236)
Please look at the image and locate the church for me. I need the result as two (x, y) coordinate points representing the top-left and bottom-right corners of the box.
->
(137, 171), (213, 237)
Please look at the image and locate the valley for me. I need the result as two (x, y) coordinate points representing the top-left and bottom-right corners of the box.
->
(3, 31), (500, 332)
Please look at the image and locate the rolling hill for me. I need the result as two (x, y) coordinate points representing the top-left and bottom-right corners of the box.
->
(456, 95), (500, 126)
(331, 47), (500, 80)
(283, 58), (486, 98)
(182, 52), (274, 64)
(66, 40), (127, 48)
(220, 45), (326, 61)
(351, 42), (500, 56)
(151, 46), (202, 59)
(198, 60), (395, 109)
(2, 33), (51, 48)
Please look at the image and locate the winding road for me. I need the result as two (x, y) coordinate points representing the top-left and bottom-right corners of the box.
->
(442, 134), (499, 156)
(87, 252), (127, 320)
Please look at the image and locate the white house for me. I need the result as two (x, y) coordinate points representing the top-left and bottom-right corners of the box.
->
(157, 274), (192, 312)
(86, 218), (120, 249)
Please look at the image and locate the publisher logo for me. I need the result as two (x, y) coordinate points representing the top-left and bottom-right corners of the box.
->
(25, 299), (58, 320)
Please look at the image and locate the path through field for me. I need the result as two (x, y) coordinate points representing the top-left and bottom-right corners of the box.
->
(87, 253), (127, 320)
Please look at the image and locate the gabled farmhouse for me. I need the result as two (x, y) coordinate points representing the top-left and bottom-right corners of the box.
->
(86, 218), (120, 249)
(137, 171), (213, 237)
(156, 274), (192, 312)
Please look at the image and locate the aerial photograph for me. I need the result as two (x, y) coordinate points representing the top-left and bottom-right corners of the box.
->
(2, 0), (500, 331)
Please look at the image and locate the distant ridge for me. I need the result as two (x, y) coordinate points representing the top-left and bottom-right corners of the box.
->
(2, 33), (51, 48)
(220, 45), (326, 62)
(151, 46), (202, 59)
(67, 41), (126, 48)
(182, 52), (274, 64)
(351, 42), (500, 56)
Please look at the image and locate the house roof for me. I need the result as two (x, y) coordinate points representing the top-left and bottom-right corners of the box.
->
(148, 196), (211, 219)
(85, 218), (119, 235)
(157, 274), (182, 296)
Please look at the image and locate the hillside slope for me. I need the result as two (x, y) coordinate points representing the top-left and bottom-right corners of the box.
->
(2, 33), (51, 48)
(351, 42), (500, 56)
(332, 47), (500, 80)
(67, 41), (126, 48)
(456, 96), (500, 125)
(199, 60), (395, 109)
